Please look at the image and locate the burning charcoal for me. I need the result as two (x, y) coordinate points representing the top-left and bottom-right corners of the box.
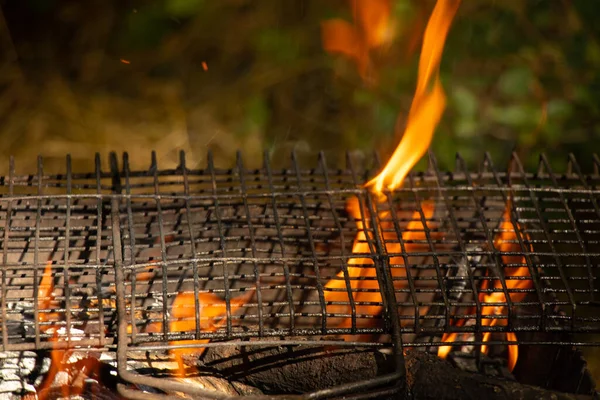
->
(198, 340), (394, 394)
(0, 351), (40, 399)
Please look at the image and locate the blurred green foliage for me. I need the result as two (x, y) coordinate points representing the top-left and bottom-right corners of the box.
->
(1, 0), (599, 172)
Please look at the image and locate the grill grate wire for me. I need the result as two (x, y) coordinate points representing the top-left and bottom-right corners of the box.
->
(0, 150), (598, 398)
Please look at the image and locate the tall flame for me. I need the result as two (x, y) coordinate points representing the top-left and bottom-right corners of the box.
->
(325, 197), (437, 329)
(366, 0), (460, 195)
(438, 207), (533, 372)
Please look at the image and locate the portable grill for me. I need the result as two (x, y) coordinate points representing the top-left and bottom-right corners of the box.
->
(0, 150), (599, 399)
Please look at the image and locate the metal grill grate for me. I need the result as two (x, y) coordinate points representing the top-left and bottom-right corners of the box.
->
(0, 150), (599, 398)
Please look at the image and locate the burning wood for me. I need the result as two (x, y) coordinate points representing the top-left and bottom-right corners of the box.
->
(437, 206), (534, 372)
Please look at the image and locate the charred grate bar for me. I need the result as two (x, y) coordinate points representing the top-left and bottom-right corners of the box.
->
(0, 150), (598, 399)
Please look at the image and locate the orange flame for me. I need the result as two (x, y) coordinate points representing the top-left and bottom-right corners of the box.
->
(147, 290), (253, 377)
(366, 0), (460, 195)
(36, 262), (101, 399)
(438, 207), (533, 372)
(37, 262), (56, 328)
(321, 0), (394, 81)
(325, 197), (436, 329)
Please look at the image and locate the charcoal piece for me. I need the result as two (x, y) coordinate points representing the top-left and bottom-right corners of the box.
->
(0, 351), (45, 399)
(199, 341), (394, 394)
(448, 351), (515, 381)
(405, 350), (594, 400)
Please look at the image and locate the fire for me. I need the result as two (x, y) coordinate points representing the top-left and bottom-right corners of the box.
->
(321, 0), (394, 81)
(322, 0), (459, 339)
(36, 261), (102, 398)
(37, 262), (57, 327)
(325, 197), (436, 329)
(366, 0), (460, 195)
(136, 235), (254, 377)
(437, 207), (533, 372)
(146, 290), (253, 376)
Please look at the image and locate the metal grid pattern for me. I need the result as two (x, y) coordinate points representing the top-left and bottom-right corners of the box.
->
(0, 151), (599, 398)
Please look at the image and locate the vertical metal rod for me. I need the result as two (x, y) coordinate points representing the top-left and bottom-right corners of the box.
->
(544, 154), (596, 303)
(484, 152), (546, 331)
(207, 151), (233, 336)
(363, 195), (405, 379)
(425, 151), (484, 359)
(321, 152), (357, 333)
(291, 151), (327, 333)
(122, 153), (138, 342)
(64, 154), (73, 344)
(151, 152), (171, 339)
(263, 151), (296, 334)
(369, 152), (422, 335)
(1, 157), (14, 350)
(511, 152), (577, 327)
(111, 196), (130, 389)
(381, 185), (421, 336)
(34, 155), (43, 347)
(94, 154), (106, 347)
(179, 151), (202, 338)
(346, 153), (382, 293)
(404, 168), (453, 338)
(422, 152), (482, 340)
(455, 153), (516, 331)
(236, 151), (264, 336)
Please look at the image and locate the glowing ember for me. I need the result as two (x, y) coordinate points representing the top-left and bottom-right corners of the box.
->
(366, 0), (460, 195)
(438, 207), (533, 372)
(321, 0), (394, 81)
(325, 197), (436, 329)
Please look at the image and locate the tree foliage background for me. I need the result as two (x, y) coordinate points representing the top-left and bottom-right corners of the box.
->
(1, 0), (599, 173)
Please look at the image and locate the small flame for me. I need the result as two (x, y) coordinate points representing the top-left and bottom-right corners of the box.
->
(438, 207), (533, 372)
(36, 262), (101, 398)
(325, 197), (436, 329)
(366, 0), (460, 195)
(321, 0), (394, 81)
(38, 262), (55, 327)
(146, 290), (252, 377)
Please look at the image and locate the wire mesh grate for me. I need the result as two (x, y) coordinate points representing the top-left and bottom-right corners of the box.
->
(0, 150), (598, 398)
